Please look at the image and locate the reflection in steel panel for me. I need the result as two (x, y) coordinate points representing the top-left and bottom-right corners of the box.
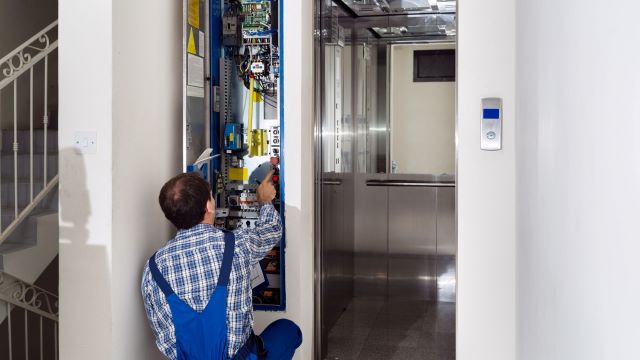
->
(387, 177), (438, 300)
(353, 173), (388, 298)
(321, 173), (355, 333)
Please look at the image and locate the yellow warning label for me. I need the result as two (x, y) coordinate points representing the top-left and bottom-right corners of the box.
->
(188, 0), (200, 28)
(187, 28), (197, 55)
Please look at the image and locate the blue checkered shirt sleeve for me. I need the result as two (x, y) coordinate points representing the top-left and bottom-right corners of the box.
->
(235, 204), (283, 265)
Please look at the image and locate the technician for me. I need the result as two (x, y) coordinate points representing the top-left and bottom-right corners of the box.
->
(141, 172), (301, 359)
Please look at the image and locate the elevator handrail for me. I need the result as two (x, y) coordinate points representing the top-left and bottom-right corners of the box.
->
(365, 180), (456, 188)
(318, 179), (342, 186)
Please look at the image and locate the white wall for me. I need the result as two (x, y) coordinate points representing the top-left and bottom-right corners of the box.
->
(111, 0), (182, 358)
(59, 0), (113, 358)
(516, 2), (640, 359)
(457, 0), (516, 359)
(251, 1), (315, 360)
(59, 0), (181, 359)
(390, 43), (455, 174)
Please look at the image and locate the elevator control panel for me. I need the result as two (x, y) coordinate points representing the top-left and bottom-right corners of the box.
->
(481, 97), (502, 151)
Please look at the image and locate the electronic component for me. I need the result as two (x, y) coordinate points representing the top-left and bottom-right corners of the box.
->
(250, 129), (269, 157)
(227, 195), (240, 207)
(215, 208), (230, 218)
(250, 62), (265, 74)
(240, 191), (258, 208)
(222, 15), (242, 47)
(229, 167), (248, 181)
(269, 126), (280, 157)
(238, 218), (258, 229)
(224, 123), (243, 151)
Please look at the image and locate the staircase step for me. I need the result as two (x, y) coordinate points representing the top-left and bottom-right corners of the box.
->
(0, 238), (36, 254)
(0, 185), (57, 229)
(1, 130), (57, 154)
(0, 153), (58, 180)
(0, 206), (56, 257)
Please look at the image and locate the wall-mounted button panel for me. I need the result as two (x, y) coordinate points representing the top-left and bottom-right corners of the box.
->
(481, 98), (502, 151)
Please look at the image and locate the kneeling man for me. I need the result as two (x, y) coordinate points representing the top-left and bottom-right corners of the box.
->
(142, 172), (301, 359)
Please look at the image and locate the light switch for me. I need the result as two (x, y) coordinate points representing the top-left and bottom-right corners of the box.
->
(74, 131), (97, 154)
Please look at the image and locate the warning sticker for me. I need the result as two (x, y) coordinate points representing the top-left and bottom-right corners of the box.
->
(188, 0), (200, 29)
(187, 54), (204, 89)
(198, 30), (205, 57)
(187, 28), (197, 55)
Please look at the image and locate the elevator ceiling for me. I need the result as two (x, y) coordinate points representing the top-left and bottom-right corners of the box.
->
(332, 0), (456, 40)
(340, 0), (456, 16)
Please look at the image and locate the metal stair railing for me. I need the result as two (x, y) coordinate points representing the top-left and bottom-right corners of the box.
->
(0, 21), (58, 246)
(0, 271), (58, 360)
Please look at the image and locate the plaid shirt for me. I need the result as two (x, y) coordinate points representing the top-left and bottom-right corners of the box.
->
(141, 204), (282, 359)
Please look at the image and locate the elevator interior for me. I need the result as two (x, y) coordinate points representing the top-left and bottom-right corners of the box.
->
(314, 1), (457, 359)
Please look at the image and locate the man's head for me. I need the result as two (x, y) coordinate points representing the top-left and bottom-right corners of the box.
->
(158, 173), (215, 229)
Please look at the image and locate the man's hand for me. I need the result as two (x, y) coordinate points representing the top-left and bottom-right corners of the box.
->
(257, 169), (276, 204)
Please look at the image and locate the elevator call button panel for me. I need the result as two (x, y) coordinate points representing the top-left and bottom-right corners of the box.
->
(481, 97), (502, 151)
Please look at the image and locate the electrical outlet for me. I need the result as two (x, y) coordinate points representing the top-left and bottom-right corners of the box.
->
(73, 131), (97, 154)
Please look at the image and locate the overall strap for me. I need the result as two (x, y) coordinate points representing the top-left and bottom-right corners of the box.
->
(149, 253), (175, 297)
(217, 231), (236, 287)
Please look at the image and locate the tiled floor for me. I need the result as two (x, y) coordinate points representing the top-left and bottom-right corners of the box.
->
(325, 297), (455, 360)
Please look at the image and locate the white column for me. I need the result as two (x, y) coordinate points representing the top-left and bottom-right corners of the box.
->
(58, 0), (113, 359)
(457, 0), (517, 359)
(110, 0), (183, 358)
(516, 1), (640, 359)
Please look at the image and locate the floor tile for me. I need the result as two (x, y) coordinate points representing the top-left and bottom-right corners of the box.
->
(326, 297), (456, 360)
(356, 343), (400, 360)
(326, 333), (367, 360)
(363, 328), (421, 348)
(372, 312), (424, 332)
(333, 310), (379, 329)
(346, 297), (385, 314)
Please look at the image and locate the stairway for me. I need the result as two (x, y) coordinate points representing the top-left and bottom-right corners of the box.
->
(0, 129), (58, 265)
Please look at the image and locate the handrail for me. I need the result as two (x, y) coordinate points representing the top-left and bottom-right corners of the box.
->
(0, 21), (58, 91)
(366, 179), (456, 188)
(0, 271), (58, 321)
(0, 175), (59, 246)
(321, 179), (342, 186)
(0, 21), (57, 66)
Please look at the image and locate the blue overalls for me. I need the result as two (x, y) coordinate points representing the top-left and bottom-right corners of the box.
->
(149, 232), (302, 360)
(149, 231), (241, 359)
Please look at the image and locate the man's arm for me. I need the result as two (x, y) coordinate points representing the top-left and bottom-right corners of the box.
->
(236, 169), (282, 264)
(141, 265), (177, 360)
(237, 203), (282, 264)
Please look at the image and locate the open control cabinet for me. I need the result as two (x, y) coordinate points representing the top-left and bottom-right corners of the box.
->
(183, 0), (286, 311)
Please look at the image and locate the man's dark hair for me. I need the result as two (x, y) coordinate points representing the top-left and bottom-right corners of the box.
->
(159, 173), (211, 229)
